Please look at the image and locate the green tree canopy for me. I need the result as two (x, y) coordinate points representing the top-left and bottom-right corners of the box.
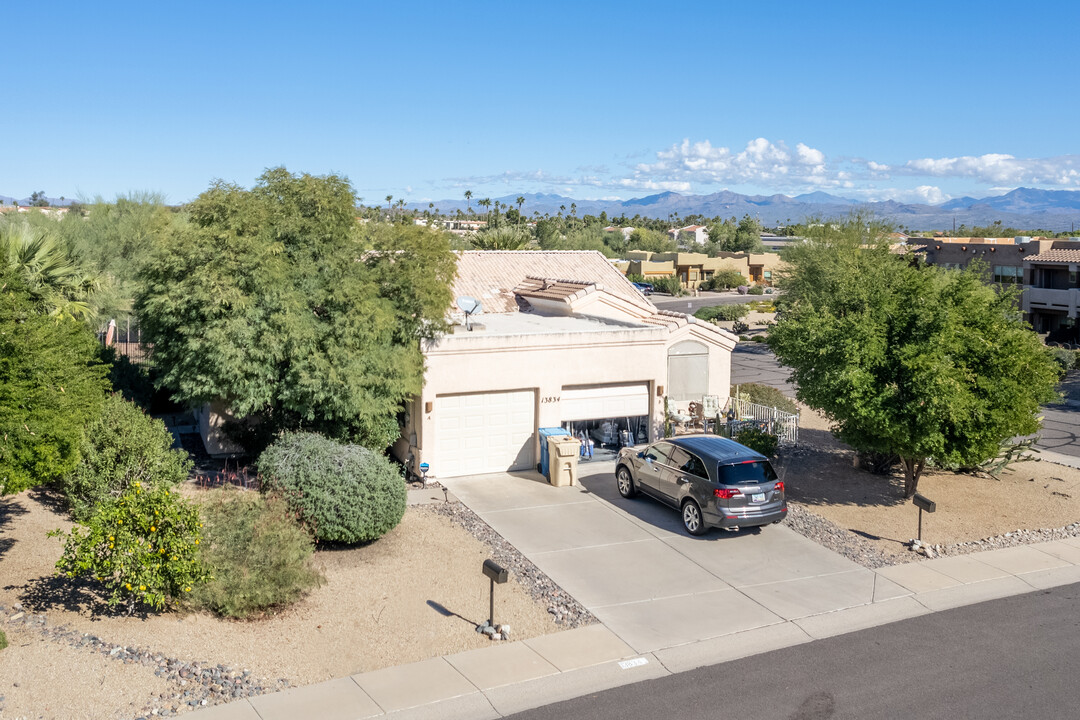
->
(768, 216), (1060, 497)
(627, 228), (676, 253)
(731, 214), (765, 253)
(135, 168), (456, 451)
(0, 271), (111, 494)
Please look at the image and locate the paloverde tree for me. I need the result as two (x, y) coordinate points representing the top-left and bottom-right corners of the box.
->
(136, 168), (456, 451)
(768, 215), (1060, 497)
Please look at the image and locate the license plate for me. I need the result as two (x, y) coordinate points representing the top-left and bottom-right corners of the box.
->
(751, 492), (766, 503)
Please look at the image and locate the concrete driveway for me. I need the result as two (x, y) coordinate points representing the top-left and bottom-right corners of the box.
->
(442, 463), (906, 655)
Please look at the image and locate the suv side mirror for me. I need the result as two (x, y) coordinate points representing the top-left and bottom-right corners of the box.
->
(637, 451), (645, 459)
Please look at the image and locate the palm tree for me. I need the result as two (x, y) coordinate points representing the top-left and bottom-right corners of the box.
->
(470, 225), (532, 250)
(516, 196), (525, 214)
(0, 221), (100, 321)
(570, 202), (577, 217)
(464, 190), (473, 215)
(385, 195), (393, 215)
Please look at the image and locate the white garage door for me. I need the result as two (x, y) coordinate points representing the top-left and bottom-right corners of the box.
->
(560, 384), (650, 421)
(434, 390), (536, 478)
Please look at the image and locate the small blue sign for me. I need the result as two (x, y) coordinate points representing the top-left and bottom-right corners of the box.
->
(419, 462), (430, 472)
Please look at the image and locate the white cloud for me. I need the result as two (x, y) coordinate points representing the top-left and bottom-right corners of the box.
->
(629, 138), (834, 189)
(899, 153), (1080, 186)
(442, 140), (1080, 202)
(839, 185), (950, 204)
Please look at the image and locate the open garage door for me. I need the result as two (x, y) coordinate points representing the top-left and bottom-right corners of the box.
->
(433, 390), (536, 478)
(560, 383), (650, 421)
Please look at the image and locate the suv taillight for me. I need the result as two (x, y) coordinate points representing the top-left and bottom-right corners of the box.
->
(714, 488), (743, 499)
(774, 481), (785, 493)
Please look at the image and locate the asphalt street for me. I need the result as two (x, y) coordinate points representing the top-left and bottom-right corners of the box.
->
(729, 344), (1080, 461)
(506, 582), (1080, 720)
(1040, 405), (1080, 460)
(651, 292), (760, 314)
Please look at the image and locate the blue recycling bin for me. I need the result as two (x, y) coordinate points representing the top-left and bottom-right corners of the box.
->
(538, 427), (571, 477)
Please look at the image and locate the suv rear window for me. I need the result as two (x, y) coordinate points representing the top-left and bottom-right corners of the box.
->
(717, 461), (778, 486)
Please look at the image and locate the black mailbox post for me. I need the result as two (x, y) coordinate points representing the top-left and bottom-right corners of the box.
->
(912, 493), (936, 541)
(483, 560), (508, 627)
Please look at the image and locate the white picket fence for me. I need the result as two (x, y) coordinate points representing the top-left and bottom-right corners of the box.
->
(726, 399), (800, 445)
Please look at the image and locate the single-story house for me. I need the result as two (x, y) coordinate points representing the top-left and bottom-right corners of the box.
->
(625, 250), (785, 289)
(392, 251), (737, 479)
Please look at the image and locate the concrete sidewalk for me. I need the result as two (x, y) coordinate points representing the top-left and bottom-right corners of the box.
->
(190, 468), (1080, 720)
(190, 540), (1080, 720)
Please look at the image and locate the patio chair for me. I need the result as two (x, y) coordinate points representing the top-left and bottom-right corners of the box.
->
(701, 395), (720, 432)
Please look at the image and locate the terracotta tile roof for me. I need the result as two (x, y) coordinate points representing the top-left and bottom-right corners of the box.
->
(514, 277), (597, 303)
(451, 251), (646, 314)
(641, 309), (737, 343)
(1025, 249), (1080, 264)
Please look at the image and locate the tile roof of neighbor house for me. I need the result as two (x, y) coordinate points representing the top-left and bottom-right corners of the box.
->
(451, 251), (646, 314)
(680, 225), (707, 231)
(1025, 249), (1080, 264)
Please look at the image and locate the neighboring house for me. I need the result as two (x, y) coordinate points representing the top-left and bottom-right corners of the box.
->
(675, 225), (709, 245)
(903, 236), (1080, 337)
(625, 250), (784, 288)
(1023, 247), (1080, 335)
(392, 250), (737, 479)
(0, 205), (69, 218)
(604, 226), (635, 240)
(438, 219), (488, 236)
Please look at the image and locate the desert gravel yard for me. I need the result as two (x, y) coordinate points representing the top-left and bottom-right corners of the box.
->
(0, 490), (563, 719)
(4, 406), (1080, 719)
(776, 406), (1080, 563)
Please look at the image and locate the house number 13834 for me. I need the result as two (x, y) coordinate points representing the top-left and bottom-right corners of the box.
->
(541, 396), (560, 404)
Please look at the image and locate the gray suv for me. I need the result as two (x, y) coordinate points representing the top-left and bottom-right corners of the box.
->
(615, 435), (787, 535)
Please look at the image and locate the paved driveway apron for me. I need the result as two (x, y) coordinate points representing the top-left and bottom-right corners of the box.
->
(443, 465), (901, 655)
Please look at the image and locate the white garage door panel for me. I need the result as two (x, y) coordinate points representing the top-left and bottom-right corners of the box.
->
(434, 390), (536, 478)
(560, 384), (650, 421)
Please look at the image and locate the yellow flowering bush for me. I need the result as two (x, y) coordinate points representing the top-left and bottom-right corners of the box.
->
(50, 483), (209, 613)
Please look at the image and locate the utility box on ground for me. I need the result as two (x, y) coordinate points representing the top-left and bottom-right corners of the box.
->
(548, 436), (580, 487)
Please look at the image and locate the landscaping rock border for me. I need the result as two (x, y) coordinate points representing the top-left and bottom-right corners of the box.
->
(421, 502), (597, 629)
(785, 503), (1080, 568)
(1, 603), (290, 719)
(939, 522), (1080, 556)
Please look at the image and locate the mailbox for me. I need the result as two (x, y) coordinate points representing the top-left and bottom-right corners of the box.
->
(483, 559), (508, 584)
(913, 493), (936, 513)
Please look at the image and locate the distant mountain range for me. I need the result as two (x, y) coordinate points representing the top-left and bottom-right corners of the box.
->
(0, 194), (75, 207)
(408, 187), (1080, 232)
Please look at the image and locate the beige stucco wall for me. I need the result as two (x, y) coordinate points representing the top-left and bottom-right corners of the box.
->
(196, 400), (246, 458)
(395, 321), (733, 476)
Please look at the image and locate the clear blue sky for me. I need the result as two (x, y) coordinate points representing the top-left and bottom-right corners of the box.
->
(4, 0), (1078, 205)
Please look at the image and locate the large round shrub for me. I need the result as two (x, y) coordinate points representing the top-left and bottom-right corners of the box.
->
(192, 489), (322, 618)
(258, 432), (406, 544)
(61, 394), (192, 521)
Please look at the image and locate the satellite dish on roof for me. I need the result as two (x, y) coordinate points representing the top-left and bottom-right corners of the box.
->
(456, 296), (483, 315)
(456, 295), (483, 331)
